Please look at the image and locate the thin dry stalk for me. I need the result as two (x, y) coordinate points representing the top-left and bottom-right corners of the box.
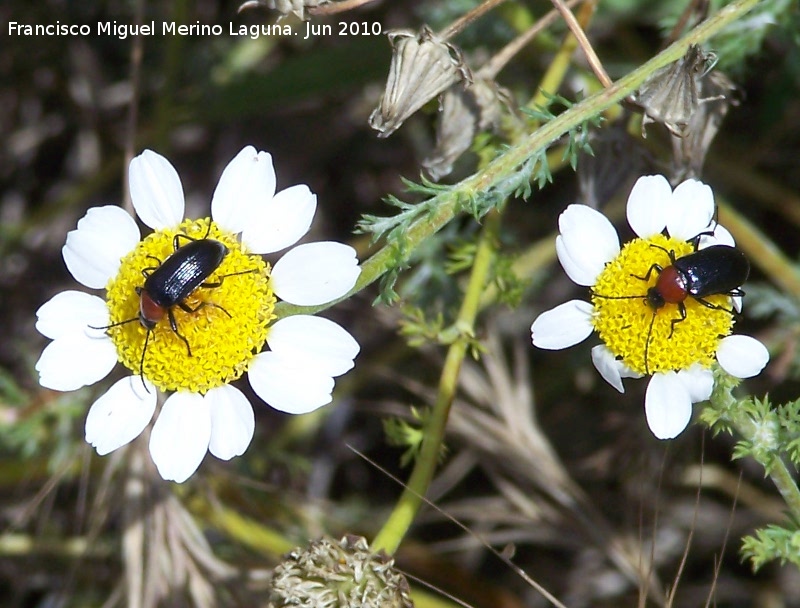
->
(549, 0), (611, 87)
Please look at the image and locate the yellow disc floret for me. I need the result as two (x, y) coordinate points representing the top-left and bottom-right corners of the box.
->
(105, 218), (276, 393)
(591, 234), (734, 376)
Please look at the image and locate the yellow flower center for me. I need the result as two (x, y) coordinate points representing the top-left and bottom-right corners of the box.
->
(591, 234), (734, 375)
(104, 218), (276, 393)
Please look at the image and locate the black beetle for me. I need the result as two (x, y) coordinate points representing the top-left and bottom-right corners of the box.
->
(593, 243), (749, 374)
(92, 223), (253, 390)
(137, 232), (229, 356)
(637, 244), (748, 329)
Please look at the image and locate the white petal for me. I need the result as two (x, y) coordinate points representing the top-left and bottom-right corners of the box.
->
(626, 175), (671, 238)
(36, 332), (118, 391)
(85, 376), (157, 455)
(129, 150), (185, 229)
(717, 335), (769, 378)
(211, 146), (276, 234)
(531, 300), (594, 350)
(207, 385), (255, 461)
(591, 345), (624, 392)
(555, 237), (595, 287)
(149, 392), (211, 483)
(556, 205), (619, 286)
(248, 352), (335, 414)
(271, 242), (360, 306)
(62, 206), (140, 289)
(666, 179), (715, 241)
(645, 372), (693, 439)
(241, 185), (317, 254)
(36, 291), (109, 339)
(267, 315), (360, 377)
(698, 223), (735, 249)
(590, 345), (641, 392)
(676, 364), (714, 402)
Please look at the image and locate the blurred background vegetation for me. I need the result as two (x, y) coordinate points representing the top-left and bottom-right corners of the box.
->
(2, 0), (800, 606)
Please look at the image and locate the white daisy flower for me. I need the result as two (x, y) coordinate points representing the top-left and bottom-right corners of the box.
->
(35, 146), (361, 483)
(531, 175), (769, 440)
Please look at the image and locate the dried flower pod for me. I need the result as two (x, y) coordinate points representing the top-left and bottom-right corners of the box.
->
(238, 0), (327, 21)
(635, 45), (718, 138)
(671, 69), (738, 182)
(369, 26), (472, 138)
(422, 87), (476, 180)
(423, 78), (511, 180)
(269, 535), (414, 608)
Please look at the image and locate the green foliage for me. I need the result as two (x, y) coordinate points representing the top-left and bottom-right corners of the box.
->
(705, 390), (800, 474)
(524, 91), (602, 172)
(357, 88), (605, 306)
(0, 368), (85, 470)
(399, 307), (484, 360)
(711, 0), (797, 74)
(703, 378), (800, 570)
(699, 367), (742, 434)
(357, 178), (452, 245)
(383, 408), (430, 468)
(491, 252), (526, 308)
(742, 523), (800, 571)
(445, 240), (478, 275)
(399, 307), (448, 347)
(374, 270), (401, 305)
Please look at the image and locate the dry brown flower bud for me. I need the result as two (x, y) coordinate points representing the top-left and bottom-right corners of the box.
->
(238, 0), (327, 21)
(423, 78), (511, 180)
(671, 69), (737, 182)
(369, 26), (472, 138)
(635, 45), (719, 138)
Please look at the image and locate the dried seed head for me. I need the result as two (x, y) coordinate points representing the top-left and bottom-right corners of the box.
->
(423, 78), (510, 180)
(636, 45), (718, 138)
(268, 535), (414, 608)
(238, 0), (327, 21)
(369, 26), (472, 138)
(671, 69), (737, 182)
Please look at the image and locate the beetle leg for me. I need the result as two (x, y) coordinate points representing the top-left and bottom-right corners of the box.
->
(167, 308), (193, 357)
(694, 296), (736, 315)
(173, 232), (197, 250)
(199, 268), (259, 289)
(647, 244), (678, 263)
(668, 303), (688, 338)
(688, 225), (718, 250)
(173, 220), (214, 250)
(177, 300), (233, 319)
(632, 263), (663, 282)
(141, 255), (162, 278)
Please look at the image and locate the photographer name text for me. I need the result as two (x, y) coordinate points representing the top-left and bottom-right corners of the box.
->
(7, 20), (383, 40)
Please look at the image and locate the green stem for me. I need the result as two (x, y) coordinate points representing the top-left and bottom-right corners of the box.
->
(274, 0), (764, 321)
(710, 385), (800, 523)
(734, 424), (800, 522)
(371, 212), (501, 555)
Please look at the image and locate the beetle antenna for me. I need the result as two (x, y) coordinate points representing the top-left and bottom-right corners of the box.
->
(89, 316), (139, 331)
(644, 311), (657, 375)
(139, 329), (152, 394)
(591, 291), (646, 301)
